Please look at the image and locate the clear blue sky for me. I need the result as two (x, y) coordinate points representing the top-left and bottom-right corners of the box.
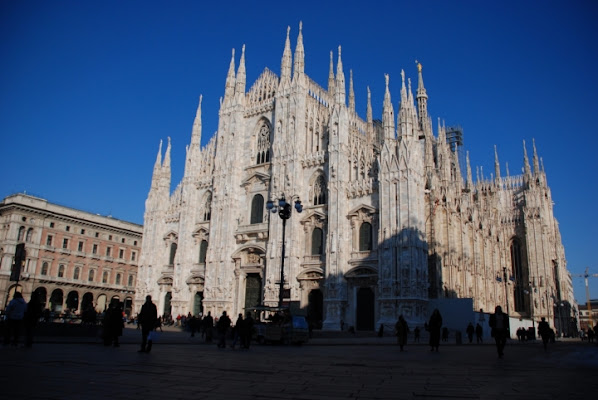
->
(1, 1), (597, 303)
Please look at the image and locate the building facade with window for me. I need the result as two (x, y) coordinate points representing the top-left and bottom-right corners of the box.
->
(137, 25), (574, 331)
(0, 194), (142, 316)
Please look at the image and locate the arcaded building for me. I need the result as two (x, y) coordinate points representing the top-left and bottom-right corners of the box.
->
(136, 24), (575, 332)
(0, 194), (142, 315)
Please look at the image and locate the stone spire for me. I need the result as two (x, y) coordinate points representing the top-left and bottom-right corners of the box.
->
(523, 140), (532, 179)
(382, 74), (395, 142)
(190, 95), (202, 148)
(327, 51), (335, 96)
(280, 26), (292, 86)
(160, 137), (172, 192)
(235, 45), (246, 104)
(366, 86), (374, 143)
(223, 48), (236, 105)
(366, 86), (372, 124)
(335, 46), (346, 105)
(416, 61), (429, 130)
(150, 139), (163, 190)
(293, 21), (304, 80)
(348, 69), (355, 113)
(494, 145), (501, 182)
(185, 96), (202, 178)
(466, 151), (473, 188)
(532, 138), (540, 176)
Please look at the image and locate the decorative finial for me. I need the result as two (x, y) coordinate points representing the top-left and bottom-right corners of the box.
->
(299, 21), (302, 31)
(287, 26), (290, 36)
(416, 60), (422, 73)
(338, 45), (342, 57)
(385, 73), (389, 87)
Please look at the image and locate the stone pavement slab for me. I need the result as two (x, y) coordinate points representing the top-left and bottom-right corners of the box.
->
(1, 327), (597, 399)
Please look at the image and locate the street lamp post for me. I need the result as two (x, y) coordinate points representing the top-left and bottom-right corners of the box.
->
(266, 196), (303, 307)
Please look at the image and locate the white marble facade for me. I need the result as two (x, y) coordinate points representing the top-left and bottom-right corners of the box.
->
(136, 24), (574, 332)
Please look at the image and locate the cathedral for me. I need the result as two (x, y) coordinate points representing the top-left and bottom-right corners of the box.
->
(136, 24), (574, 332)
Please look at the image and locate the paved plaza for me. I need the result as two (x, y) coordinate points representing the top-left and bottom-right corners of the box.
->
(1, 327), (597, 399)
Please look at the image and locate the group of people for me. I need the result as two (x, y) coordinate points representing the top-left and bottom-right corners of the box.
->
(2, 291), (43, 348)
(466, 322), (484, 343)
(393, 305), (558, 358)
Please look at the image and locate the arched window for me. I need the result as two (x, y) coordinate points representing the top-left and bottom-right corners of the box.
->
(169, 243), (177, 266)
(26, 228), (33, 242)
(17, 226), (25, 241)
(41, 262), (49, 276)
(116, 273), (121, 285)
(58, 264), (65, 278)
(250, 194), (264, 224)
(73, 267), (80, 280)
(311, 228), (323, 255)
(256, 124), (271, 165)
(102, 271), (108, 283)
(359, 222), (373, 251)
(511, 238), (526, 313)
(127, 275), (134, 287)
(199, 240), (208, 264)
(88, 269), (95, 282)
(313, 176), (327, 205)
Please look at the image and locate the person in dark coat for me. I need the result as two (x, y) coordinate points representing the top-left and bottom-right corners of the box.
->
(138, 295), (158, 353)
(3, 292), (28, 346)
(240, 312), (254, 349)
(24, 291), (43, 348)
(489, 305), (510, 358)
(231, 313), (243, 348)
(395, 315), (409, 351)
(475, 323), (483, 343)
(203, 312), (214, 343)
(216, 311), (231, 348)
(428, 309), (443, 352)
(103, 300), (124, 347)
(537, 317), (551, 351)
(466, 322), (475, 344)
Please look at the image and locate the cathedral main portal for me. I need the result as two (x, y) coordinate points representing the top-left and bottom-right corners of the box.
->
(356, 287), (375, 331)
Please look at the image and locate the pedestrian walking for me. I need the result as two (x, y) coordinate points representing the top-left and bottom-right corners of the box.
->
(475, 323), (483, 343)
(138, 295), (158, 353)
(538, 317), (551, 351)
(216, 311), (231, 348)
(395, 315), (409, 351)
(203, 312), (214, 343)
(240, 312), (254, 349)
(413, 326), (420, 343)
(3, 292), (27, 346)
(442, 327), (449, 342)
(428, 309), (442, 352)
(231, 313), (243, 348)
(466, 322), (475, 344)
(489, 305), (510, 358)
(189, 315), (199, 337)
(102, 299), (124, 347)
(24, 291), (43, 348)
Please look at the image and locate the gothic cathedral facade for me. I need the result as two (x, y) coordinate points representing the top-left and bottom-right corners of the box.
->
(136, 24), (574, 331)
